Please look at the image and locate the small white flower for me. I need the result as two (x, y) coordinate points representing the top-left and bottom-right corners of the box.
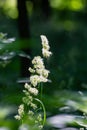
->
(37, 114), (42, 122)
(24, 83), (31, 89)
(29, 87), (38, 96)
(39, 75), (48, 82)
(35, 120), (38, 124)
(14, 115), (21, 120)
(28, 95), (33, 102)
(22, 96), (32, 105)
(28, 110), (34, 116)
(36, 68), (49, 78)
(42, 48), (52, 58)
(32, 56), (43, 65)
(41, 35), (52, 58)
(23, 90), (29, 96)
(30, 75), (40, 87)
(39, 125), (43, 129)
(28, 67), (35, 73)
(19, 104), (24, 109)
(18, 104), (24, 116)
(43, 44), (50, 50)
(32, 56), (44, 69)
(41, 35), (50, 51)
(34, 64), (44, 69)
(40, 35), (49, 46)
(36, 68), (43, 75)
(42, 69), (49, 78)
(30, 103), (37, 109)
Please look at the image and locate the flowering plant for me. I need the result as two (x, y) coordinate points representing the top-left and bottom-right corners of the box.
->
(15, 35), (52, 129)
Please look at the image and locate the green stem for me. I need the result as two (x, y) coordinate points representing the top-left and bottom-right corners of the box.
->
(21, 119), (23, 124)
(40, 83), (43, 100)
(34, 98), (46, 126)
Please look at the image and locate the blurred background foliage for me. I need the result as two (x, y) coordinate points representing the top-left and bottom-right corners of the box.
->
(0, 0), (87, 129)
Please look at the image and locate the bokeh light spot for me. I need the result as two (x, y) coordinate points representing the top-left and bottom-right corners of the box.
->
(69, 0), (84, 11)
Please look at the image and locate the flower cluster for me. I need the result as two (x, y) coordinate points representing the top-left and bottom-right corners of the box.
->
(15, 35), (52, 129)
(15, 104), (24, 120)
(41, 35), (52, 58)
(29, 56), (49, 87)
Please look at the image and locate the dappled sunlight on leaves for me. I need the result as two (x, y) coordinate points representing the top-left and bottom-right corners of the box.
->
(0, 0), (18, 19)
(50, 0), (85, 11)
(69, 0), (85, 11)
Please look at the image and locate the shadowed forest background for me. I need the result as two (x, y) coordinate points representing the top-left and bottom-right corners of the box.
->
(0, 0), (87, 129)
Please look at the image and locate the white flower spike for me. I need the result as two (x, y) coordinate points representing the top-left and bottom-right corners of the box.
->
(40, 35), (52, 58)
(15, 35), (52, 129)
